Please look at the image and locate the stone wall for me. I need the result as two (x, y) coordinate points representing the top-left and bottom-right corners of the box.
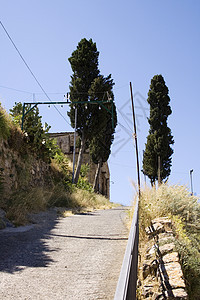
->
(0, 139), (53, 196)
(140, 217), (188, 299)
(49, 132), (110, 198)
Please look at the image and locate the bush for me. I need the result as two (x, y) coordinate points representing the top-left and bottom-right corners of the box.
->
(76, 164), (93, 192)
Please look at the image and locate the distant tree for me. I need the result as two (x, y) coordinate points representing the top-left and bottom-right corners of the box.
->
(88, 75), (117, 192)
(68, 38), (104, 184)
(142, 75), (174, 185)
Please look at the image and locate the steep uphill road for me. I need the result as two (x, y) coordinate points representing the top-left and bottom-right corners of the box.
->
(0, 207), (128, 299)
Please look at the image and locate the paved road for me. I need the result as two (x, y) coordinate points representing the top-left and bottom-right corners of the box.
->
(0, 207), (128, 300)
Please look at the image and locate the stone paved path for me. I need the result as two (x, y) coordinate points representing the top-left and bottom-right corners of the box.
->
(0, 207), (128, 299)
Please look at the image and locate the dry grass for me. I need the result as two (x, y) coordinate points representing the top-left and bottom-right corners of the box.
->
(4, 184), (114, 226)
(135, 183), (200, 300)
(138, 183), (200, 235)
(6, 187), (50, 226)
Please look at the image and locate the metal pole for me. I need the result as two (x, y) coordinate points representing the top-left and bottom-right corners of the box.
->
(190, 169), (193, 195)
(72, 107), (77, 183)
(130, 82), (141, 198)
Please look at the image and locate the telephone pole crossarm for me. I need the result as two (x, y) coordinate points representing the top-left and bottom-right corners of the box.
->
(21, 99), (115, 130)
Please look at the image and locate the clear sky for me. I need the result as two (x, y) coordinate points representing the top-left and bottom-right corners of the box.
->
(0, 0), (200, 205)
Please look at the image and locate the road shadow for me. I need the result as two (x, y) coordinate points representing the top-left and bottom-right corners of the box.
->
(48, 233), (128, 241)
(0, 210), (59, 274)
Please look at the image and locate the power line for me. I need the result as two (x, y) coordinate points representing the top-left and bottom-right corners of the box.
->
(0, 20), (71, 126)
(0, 85), (33, 94)
(117, 107), (133, 132)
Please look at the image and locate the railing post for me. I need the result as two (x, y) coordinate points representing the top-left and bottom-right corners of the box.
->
(114, 198), (139, 300)
(126, 209), (139, 299)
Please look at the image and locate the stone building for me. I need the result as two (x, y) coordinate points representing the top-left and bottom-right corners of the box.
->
(49, 132), (110, 198)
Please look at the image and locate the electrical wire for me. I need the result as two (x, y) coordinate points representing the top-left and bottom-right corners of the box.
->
(0, 85), (33, 94)
(117, 107), (133, 132)
(0, 20), (71, 126)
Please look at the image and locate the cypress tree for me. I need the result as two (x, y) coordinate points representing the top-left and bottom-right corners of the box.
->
(68, 38), (100, 183)
(143, 75), (174, 185)
(88, 75), (117, 191)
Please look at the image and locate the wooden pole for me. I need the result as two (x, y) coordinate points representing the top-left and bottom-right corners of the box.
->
(130, 82), (141, 198)
(72, 107), (77, 183)
(158, 155), (161, 185)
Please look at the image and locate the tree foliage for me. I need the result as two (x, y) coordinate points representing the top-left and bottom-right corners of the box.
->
(88, 75), (117, 191)
(143, 75), (174, 184)
(68, 38), (117, 184)
(10, 102), (58, 162)
(68, 38), (100, 137)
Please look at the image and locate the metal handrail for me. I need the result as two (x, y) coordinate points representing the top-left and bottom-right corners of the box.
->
(114, 198), (139, 300)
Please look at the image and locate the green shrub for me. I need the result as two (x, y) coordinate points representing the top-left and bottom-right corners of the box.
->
(76, 164), (93, 192)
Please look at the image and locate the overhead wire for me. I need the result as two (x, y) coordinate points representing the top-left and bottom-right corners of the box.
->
(0, 85), (33, 94)
(0, 21), (137, 135)
(0, 20), (71, 126)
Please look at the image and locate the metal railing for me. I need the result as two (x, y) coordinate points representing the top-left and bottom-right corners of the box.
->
(114, 198), (139, 300)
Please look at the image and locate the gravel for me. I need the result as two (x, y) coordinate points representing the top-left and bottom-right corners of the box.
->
(0, 207), (128, 299)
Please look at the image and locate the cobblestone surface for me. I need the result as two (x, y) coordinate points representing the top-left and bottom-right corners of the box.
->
(0, 207), (128, 299)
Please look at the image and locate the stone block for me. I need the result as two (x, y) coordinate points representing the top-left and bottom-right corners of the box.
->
(158, 262), (185, 290)
(162, 252), (179, 264)
(164, 288), (188, 299)
(158, 243), (175, 256)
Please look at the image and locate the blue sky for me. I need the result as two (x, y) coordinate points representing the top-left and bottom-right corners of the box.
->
(0, 1), (200, 205)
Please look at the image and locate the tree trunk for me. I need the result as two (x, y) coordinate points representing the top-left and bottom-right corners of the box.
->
(74, 132), (86, 184)
(93, 159), (102, 192)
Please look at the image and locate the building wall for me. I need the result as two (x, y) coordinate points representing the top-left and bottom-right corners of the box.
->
(49, 132), (110, 198)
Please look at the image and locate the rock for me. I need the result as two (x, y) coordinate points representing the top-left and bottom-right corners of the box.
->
(152, 217), (172, 227)
(141, 217), (188, 300)
(158, 262), (186, 290)
(159, 232), (174, 239)
(146, 244), (158, 259)
(162, 252), (179, 264)
(143, 259), (158, 279)
(143, 262), (151, 279)
(159, 235), (175, 245)
(145, 222), (165, 236)
(158, 243), (175, 256)
(164, 288), (188, 299)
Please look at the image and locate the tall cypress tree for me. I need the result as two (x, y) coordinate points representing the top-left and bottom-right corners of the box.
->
(143, 75), (174, 185)
(88, 75), (117, 191)
(68, 38), (100, 183)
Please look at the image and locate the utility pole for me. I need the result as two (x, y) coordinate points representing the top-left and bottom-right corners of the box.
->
(158, 155), (161, 185)
(72, 107), (77, 183)
(130, 82), (141, 198)
(190, 169), (194, 195)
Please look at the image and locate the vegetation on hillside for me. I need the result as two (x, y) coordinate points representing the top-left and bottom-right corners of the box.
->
(0, 104), (12, 140)
(137, 184), (200, 299)
(0, 103), (112, 226)
(10, 102), (59, 162)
